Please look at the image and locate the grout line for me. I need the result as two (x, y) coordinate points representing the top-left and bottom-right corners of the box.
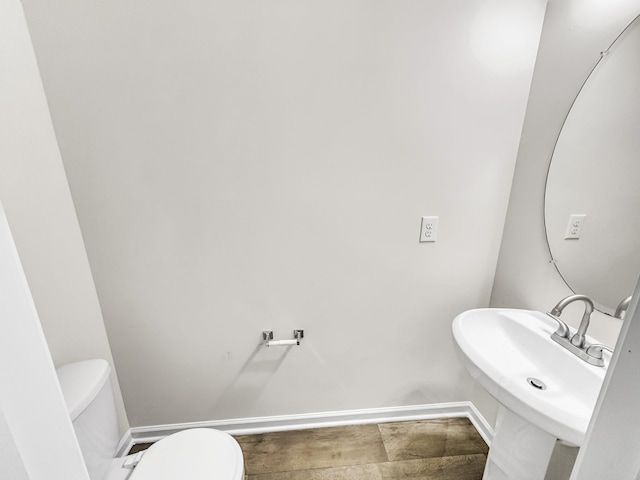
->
(376, 423), (392, 464)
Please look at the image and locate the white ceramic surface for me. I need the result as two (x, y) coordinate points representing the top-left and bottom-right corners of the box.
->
(452, 308), (607, 446)
(56, 359), (111, 421)
(56, 360), (119, 480)
(129, 429), (244, 480)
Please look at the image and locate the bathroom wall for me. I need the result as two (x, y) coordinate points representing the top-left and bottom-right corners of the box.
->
(491, 0), (640, 346)
(1, 0), (128, 433)
(0, 409), (28, 480)
(1, 4), (95, 466)
(22, 0), (546, 427)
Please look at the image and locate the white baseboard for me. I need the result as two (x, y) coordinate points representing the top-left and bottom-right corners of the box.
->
(115, 402), (494, 457)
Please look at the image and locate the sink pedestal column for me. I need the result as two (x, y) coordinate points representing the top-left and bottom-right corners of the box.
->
(483, 405), (557, 480)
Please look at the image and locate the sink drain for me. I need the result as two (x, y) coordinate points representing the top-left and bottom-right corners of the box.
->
(527, 377), (547, 390)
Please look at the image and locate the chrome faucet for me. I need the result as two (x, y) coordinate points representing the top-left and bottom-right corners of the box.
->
(549, 294), (594, 348)
(547, 294), (606, 366)
(614, 295), (632, 319)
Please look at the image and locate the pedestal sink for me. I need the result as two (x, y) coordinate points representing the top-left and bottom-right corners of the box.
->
(452, 308), (608, 479)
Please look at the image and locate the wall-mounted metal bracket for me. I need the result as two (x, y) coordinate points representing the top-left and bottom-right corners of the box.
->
(261, 330), (304, 347)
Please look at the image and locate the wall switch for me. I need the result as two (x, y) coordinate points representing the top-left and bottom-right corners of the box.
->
(564, 214), (586, 239)
(420, 216), (439, 242)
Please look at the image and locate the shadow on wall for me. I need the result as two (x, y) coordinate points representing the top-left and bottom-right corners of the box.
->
(212, 336), (366, 417)
(213, 343), (295, 416)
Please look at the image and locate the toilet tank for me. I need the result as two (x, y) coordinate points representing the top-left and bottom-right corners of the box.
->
(56, 359), (120, 480)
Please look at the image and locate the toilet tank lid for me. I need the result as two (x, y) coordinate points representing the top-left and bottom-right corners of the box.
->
(56, 359), (111, 421)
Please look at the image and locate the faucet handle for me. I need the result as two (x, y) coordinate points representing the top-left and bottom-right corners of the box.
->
(586, 344), (613, 360)
(546, 312), (570, 338)
(614, 295), (633, 319)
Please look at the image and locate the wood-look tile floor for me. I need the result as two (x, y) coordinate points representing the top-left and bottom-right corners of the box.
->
(236, 418), (488, 479)
(130, 418), (488, 479)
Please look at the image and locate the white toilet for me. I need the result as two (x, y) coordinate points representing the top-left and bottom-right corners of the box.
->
(56, 359), (245, 480)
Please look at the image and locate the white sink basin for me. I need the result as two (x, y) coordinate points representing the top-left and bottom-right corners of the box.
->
(452, 308), (607, 446)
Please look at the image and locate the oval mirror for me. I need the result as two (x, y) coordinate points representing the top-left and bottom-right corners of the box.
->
(544, 14), (640, 315)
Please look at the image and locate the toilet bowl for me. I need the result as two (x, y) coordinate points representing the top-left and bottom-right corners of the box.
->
(56, 359), (244, 480)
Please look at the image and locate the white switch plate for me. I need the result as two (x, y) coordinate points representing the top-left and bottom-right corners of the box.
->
(565, 214), (586, 239)
(420, 216), (439, 242)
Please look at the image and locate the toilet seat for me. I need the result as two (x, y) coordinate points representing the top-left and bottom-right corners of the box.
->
(129, 428), (244, 480)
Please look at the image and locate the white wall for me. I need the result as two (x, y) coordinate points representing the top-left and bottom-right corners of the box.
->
(21, 0), (546, 427)
(0, 0), (128, 433)
(491, 0), (640, 345)
(0, 408), (29, 480)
